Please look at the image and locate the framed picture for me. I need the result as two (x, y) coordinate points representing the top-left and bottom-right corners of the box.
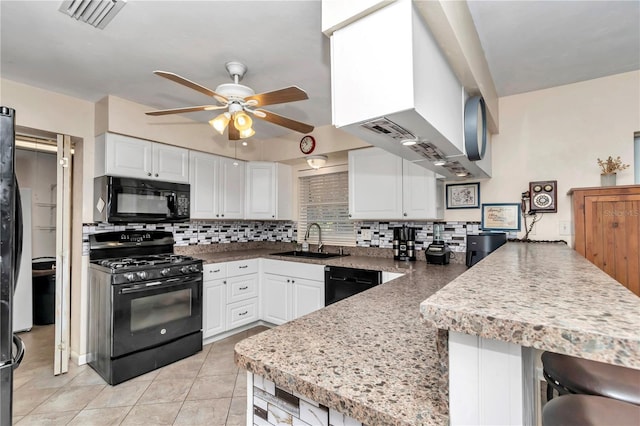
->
(481, 203), (521, 231)
(446, 182), (480, 209)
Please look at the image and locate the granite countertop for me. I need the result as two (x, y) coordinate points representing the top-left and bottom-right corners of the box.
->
(421, 243), (640, 369)
(226, 249), (467, 425)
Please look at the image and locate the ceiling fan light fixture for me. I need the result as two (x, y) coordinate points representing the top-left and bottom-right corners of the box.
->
(210, 112), (230, 134)
(239, 127), (255, 139)
(234, 112), (253, 131)
(306, 155), (328, 169)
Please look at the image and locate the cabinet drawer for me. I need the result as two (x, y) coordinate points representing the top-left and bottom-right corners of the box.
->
(226, 274), (258, 304)
(203, 263), (227, 281)
(227, 259), (258, 276)
(226, 298), (259, 329)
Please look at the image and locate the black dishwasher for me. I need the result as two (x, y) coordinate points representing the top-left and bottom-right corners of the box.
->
(324, 266), (382, 306)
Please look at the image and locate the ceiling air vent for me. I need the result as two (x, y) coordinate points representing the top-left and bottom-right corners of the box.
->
(59, 0), (126, 29)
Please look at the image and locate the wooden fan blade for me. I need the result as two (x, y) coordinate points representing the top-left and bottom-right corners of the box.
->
(228, 121), (240, 140)
(256, 109), (314, 134)
(154, 70), (228, 102)
(145, 105), (224, 116)
(245, 86), (308, 107)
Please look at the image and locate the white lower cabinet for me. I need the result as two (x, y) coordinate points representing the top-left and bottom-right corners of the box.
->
(261, 259), (325, 326)
(202, 259), (259, 339)
(203, 277), (226, 338)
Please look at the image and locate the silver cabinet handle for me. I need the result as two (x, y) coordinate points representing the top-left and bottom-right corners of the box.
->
(238, 311), (248, 316)
(223, 280), (227, 284)
(147, 172), (152, 176)
(239, 265), (248, 269)
(212, 269), (220, 273)
(292, 280), (295, 284)
(287, 279), (290, 283)
(155, 173), (159, 177)
(403, 212), (407, 216)
(239, 286), (248, 290)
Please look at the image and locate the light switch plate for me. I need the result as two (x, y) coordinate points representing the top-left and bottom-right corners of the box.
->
(559, 221), (572, 235)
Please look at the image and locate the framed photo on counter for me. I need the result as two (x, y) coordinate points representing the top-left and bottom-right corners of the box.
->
(446, 182), (480, 209)
(481, 203), (521, 231)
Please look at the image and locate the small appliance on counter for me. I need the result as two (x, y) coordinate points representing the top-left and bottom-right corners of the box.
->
(466, 232), (507, 267)
(425, 224), (450, 265)
(393, 225), (416, 261)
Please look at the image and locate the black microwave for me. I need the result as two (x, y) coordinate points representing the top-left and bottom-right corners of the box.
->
(94, 176), (190, 223)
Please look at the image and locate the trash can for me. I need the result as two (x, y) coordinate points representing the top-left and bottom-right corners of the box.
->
(32, 257), (56, 325)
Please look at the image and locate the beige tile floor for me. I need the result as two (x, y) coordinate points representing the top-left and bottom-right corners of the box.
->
(13, 325), (268, 425)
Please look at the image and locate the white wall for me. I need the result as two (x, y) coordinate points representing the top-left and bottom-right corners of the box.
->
(445, 71), (640, 245)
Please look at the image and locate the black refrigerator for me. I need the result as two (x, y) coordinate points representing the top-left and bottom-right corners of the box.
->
(0, 106), (25, 424)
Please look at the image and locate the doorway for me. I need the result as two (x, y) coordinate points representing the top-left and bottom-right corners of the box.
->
(13, 129), (77, 376)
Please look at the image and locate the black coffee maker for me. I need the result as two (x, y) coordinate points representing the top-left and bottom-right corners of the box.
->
(393, 225), (416, 261)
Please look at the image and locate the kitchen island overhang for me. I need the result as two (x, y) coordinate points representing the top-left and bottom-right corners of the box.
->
(420, 242), (640, 425)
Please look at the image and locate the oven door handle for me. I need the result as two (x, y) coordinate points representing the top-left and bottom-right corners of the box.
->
(119, 276), (200, 294)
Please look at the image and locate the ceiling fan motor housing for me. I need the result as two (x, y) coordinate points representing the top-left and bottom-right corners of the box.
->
(214, 83), (255, 101)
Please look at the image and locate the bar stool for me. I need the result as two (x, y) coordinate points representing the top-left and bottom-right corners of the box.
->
(541, 351), (640, 405)
(542, 394), (640, 426)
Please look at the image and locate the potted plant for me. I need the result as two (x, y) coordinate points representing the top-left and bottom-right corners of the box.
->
(597, 156), (629, 186)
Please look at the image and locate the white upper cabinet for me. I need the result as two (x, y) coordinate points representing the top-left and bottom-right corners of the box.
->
(95, 133), (188, 183)
(189, 152), (245, 220)
(348, 147), (403, 219)
(349, 147), (443, 220)
(245, 162), (292, 220)
(189, 151), (220, 219)
(219, 156), (245, 219)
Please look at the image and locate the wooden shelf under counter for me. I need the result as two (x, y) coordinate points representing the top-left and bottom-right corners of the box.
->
(568, 185), (640, 296)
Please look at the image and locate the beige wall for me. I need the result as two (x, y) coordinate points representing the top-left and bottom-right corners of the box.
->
(1, 78), (95, 364)
(445, 71), (640, 244)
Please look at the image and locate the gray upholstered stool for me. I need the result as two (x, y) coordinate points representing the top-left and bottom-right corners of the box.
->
(542, 351), (640, 405)
(542, 394), (640, 426)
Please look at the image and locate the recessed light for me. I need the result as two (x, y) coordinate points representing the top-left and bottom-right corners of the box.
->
(433, 159), (447, 166)
(455, 171), (468, 177)
(401, 139), (417, 146)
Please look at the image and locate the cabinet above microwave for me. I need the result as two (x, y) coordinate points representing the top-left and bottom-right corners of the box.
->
(95, 133), (189, 184)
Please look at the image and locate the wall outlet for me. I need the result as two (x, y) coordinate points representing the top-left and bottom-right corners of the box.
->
(361, 229), (372, 240)
(559, 221), (572, 235)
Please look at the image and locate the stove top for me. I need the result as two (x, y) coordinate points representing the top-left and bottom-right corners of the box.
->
(96, 254), (196, 270)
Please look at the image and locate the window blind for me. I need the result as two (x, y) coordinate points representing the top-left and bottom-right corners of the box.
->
(298, 171), (355, 246)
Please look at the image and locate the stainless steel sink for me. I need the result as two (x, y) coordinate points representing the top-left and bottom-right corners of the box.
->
(271, 251), (347, 259)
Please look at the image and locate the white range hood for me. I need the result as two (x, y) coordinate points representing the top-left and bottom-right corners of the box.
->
(327, 0), (491, 180)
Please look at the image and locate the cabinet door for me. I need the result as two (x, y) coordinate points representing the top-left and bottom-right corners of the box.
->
(152, 143), (189, 183)
(292, 278), (324, 319)
(348, 148), (403, 219)
(402, 159), (443, 219)
(104, 133), (153, 179)
(189, 151), (219, 219)
(203, 279), (226, 338)
(245, 162), (276, 219)
(261, 273), (291, 325)
(583, 193), (640, 295)
(219, 157), (245, 219)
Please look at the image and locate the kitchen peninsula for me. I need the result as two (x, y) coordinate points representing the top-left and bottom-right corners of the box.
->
(233, 244), (640, 425)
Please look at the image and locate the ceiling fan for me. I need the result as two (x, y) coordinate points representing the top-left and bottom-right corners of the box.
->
(145, 61), (314, 140)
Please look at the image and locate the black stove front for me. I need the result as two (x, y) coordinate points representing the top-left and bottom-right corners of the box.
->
(88, 231), (202, 385)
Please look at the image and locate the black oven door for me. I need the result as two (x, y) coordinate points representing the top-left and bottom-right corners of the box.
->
(111, 274), (202, 358)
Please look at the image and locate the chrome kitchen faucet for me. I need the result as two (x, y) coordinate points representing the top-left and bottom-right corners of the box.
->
(304, 223), (323, 252)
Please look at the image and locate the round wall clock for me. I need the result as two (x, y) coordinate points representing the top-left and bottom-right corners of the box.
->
(300, 135), (316, 154)
(464, 95), (487, 161)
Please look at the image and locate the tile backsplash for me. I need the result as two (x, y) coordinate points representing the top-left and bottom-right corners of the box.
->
(355, 221), (482, 253)
(83, 220), (483, 255)
(82, 221), (297, 255)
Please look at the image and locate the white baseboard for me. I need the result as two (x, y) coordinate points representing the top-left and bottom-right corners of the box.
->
(70, 351), (88, 366)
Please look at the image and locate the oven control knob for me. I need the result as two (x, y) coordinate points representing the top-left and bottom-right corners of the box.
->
(189, 265), (199, 273)
(160, 268), (170, 276)
(137, 271), (147, 280)
(125, 273), (136, 282)
(180, 266), (190, 274)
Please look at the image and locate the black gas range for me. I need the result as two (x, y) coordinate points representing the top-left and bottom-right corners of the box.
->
(88, 231), (202, 385)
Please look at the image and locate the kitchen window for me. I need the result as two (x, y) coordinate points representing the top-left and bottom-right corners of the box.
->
(298, 171), (355, 246)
